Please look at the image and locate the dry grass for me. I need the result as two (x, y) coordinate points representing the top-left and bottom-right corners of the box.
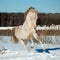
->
(0, 29), (60, 36)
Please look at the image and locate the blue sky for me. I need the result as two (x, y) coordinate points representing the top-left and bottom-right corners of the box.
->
(0, 0), (60, 13)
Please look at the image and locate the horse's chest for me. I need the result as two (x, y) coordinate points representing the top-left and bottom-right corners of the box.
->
(15, 27), (34, 39)
(22, 28), (33, 38)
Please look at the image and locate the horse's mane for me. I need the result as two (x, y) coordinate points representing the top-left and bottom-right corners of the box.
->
(24, 7), (38, 20)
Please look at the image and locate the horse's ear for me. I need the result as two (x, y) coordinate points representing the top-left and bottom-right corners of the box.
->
(24, 7), (39, 20)
(27, 6), (34, 11)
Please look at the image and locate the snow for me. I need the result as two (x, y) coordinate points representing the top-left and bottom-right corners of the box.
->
(0, 43), (60, 60)
(0, 36), (60, 60)
(0, 27), (14, 30)
(36, 25), (60, 30)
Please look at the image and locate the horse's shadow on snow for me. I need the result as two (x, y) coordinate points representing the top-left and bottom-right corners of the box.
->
(35, 47), (60, 53)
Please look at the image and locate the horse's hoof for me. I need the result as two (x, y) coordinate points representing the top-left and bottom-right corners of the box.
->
(43, 48), (46, 51)
(30, 46), (34, 48)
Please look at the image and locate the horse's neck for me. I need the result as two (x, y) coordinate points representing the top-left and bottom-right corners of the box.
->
(23, 17), (32, 29)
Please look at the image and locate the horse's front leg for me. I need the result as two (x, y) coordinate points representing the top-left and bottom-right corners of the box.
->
(29, 33), (34, 48)
(19, 39), (29, 51)
(30, 39), (34, 48)
(33, 31), (46, 50)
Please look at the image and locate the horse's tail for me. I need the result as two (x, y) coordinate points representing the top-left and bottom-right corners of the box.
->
(12, 27), (19, 43)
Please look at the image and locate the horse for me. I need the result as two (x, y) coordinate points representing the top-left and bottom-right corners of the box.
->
(13, 7), (46, 50)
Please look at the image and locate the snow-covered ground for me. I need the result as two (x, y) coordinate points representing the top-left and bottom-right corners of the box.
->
(0, 36), (60, 60)
(36, 25), (60, 30)
(0, 27), (14, 30)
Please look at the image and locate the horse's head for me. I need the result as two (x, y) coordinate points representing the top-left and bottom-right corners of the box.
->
(24, 7), (38, 28)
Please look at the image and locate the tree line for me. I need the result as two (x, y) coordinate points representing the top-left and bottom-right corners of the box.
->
(0, 13), (60, 27)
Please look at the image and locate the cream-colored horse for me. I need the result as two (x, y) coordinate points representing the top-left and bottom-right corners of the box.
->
(13, 7), (45, 50)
